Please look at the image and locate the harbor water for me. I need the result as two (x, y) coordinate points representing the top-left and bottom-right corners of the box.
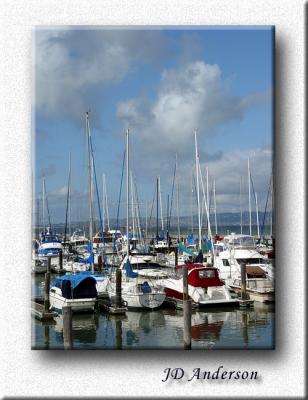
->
(32, 273), (274, 350)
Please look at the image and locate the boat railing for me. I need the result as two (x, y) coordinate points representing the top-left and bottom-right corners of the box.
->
(247, 279), (274, 292)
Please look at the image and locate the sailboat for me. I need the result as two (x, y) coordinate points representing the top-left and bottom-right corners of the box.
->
(37, 178), (63, 266)
(106, 129), (166, 309)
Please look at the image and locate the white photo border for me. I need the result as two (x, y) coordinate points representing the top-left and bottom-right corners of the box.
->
(0, 0), (306, 398)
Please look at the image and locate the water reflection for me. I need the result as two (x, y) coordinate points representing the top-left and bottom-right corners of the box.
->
(53, 313), (98, 345)
(32, 303), (274, 349)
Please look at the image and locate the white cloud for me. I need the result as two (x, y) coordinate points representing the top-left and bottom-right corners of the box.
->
(34, 29), (170, 120)
(117, 60), (270, 165)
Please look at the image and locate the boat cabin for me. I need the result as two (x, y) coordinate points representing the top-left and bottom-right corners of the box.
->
(176, 264), (223, 288)
(223, 234), (256, 249)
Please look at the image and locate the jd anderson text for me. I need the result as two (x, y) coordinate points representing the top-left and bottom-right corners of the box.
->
(162, 366), (258, 382)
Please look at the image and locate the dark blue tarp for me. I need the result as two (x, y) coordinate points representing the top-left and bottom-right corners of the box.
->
(194, 250), (203, 263)
(125, 259), (138, 278)
(52, 272), (97, 299)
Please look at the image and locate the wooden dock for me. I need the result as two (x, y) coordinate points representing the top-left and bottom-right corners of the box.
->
(97, 298), (127, 314)
(238, 299), (254, 308)
(31, 300), (58, 321)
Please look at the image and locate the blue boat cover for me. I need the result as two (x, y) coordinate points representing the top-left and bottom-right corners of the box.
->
(52, 272), (97, 299)
(125, 259), (138, 278)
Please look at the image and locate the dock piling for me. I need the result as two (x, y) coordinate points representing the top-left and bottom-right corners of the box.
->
(240, 262), (248, 300)
(115, 269), (122, 308)
(59, 250), (63, 270)
(175, 245), (178, 267)
(44, 256), (51, 312)
(97, 254), (102, 271)
(182, 265), (192, 350)
(63, 306), (73, 350)
(115, 317), (123, 349)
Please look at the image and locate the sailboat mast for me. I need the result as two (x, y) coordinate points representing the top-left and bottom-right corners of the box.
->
(255, 192), (260, 238)
(166, 194), (170, 240)
(197, 158), (214, 262)
(158, 176), (164, 232)
(194, 130), (202, 248)
(104, 174), (110, 231)
(102, 174), (105, 232)
(156, 177), (159, 240)
(131, 171), (135, 238)
(213, 177), (218, 235)
(68, 152), (71, 238)
(248, 157), (252, 236)
(270, 176), (273, 237)
(145, 200), (148, 241)
(42, 176), (45, 233)
(176, 154), (180, 241)
(86, 111), (94, 272)
(36, 199), (40, 239)
(126, 128), (130, 257)
(190, 170), (194, 234)
(240, 176), (243, 234)
(64, 152), (71, 244)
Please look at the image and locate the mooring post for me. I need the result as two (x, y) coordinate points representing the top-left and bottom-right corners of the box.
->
(115, 317), (123, 350)
(44, 256), (51, 312)
(59, 249), (63, 270)
(242, 310), (249, 346)
(63, 305), (73, 350)
(44, 325), (50, 350)
(175, 245), (178, 267)
(182, 265), (192, 350)
(240, 262), (247, 300)
(97, 253), (102, 272)
(115, 269), (122, 308)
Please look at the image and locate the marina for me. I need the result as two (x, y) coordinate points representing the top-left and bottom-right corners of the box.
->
(32, 27), (274, 351)
(32, 227), (274, 350)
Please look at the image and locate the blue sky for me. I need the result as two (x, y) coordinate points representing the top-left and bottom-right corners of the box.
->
(34, 27), (273, 224)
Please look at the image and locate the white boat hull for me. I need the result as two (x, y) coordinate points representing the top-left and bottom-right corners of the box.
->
(228, 285), (274, 303)
(156, 278), (239, 307)
(107, 279), (166, 309)
(121, 291), (166, 309)
(49, 288), (96, 312)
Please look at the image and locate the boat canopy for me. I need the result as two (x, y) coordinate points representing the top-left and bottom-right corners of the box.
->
(246, 266), (267, 278)
(178, 241), (195, 256)
(52, 272), (97, 299)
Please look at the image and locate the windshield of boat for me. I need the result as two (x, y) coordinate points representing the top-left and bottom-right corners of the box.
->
(42, 235), (59, 242)
(132, 262), (161, 270)
(198, 269), (216, 278)
(236, 258), (263, 265)
(225, 235), (255, 248)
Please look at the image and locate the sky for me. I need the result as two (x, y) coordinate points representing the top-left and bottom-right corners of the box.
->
(34, 27), (273, 225)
